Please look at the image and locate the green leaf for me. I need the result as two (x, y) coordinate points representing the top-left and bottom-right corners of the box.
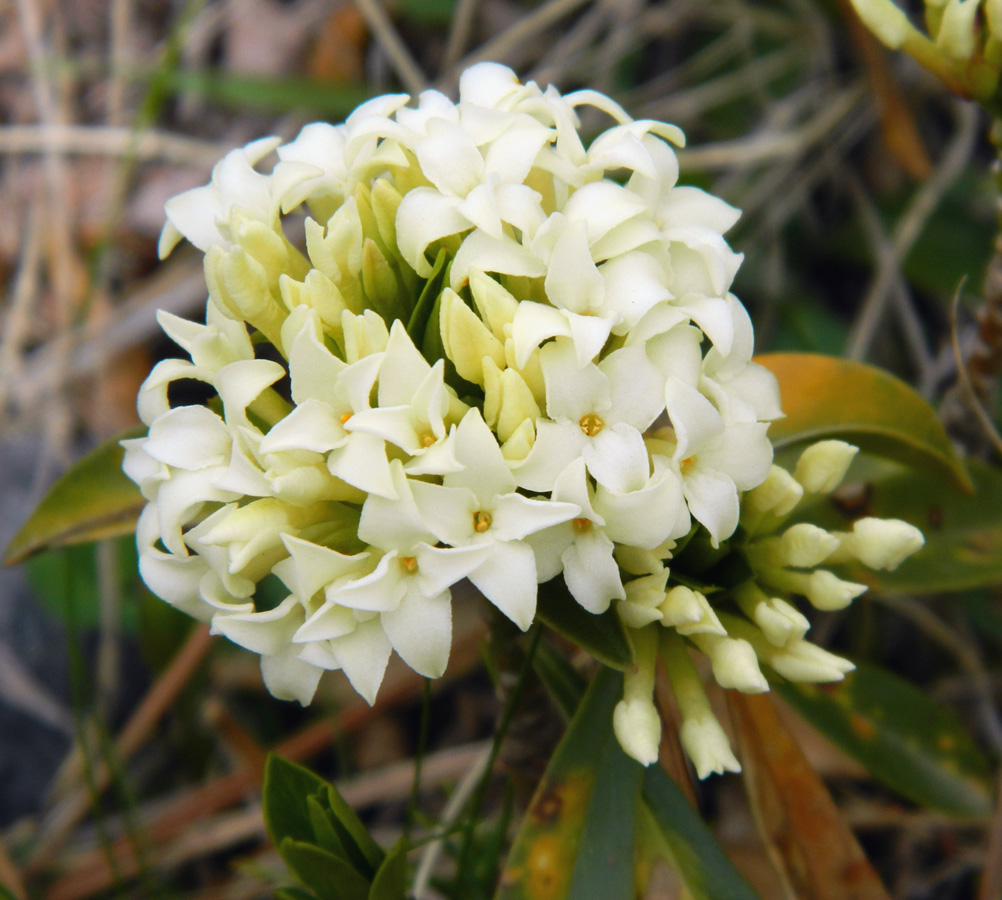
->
(276, 889), (319, 900)
(406, 247), (448, 348)
(779, 663), (993, 816)
(264, 755), (331, 850)
(5, 427), (145, 565)
(793, 457), (1002, 594)
(756, 353), (971, 491)
(535, 578), (633, 671)
(156, 68), (370, 117)
(326, 782), (386, 877)
(532, 639), (587, 721)
(280, 838), (371, 900)
(496, 667), (643, 900)
(641, 766), (763, 900)
(368, 840), (409, 900)
(308, 793), (350, 858)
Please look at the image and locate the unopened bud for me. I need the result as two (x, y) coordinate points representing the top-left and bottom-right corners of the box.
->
(767, 639), (856, 683)
(936, 0), (982, 60)
(734, 581), (810, 647)
(744, 465), (804, 517)
(794, 441), (858, 494)
(681, 714), (742, 779)
(613, 696), (661, 766)
(440, 289), (506, 386)
(661, 585), (725, 635)
(692, 634), (769, 693)
(850, 0), (921, 48)
(832, 517), (925, 570)
(620, 573), (668, 629)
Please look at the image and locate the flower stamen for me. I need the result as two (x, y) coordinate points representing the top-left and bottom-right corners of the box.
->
(473, 510), (493, 533)
(400, 555), (419, 574)
(579, 413), (604, 437)
(572, 517), (593, 534)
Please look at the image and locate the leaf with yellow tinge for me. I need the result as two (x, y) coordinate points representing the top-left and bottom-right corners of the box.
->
(779, 664), (992, 817)
(729, 692), (892, 900)
(756, 353), (971, 491)
(496, 668), (642, 900)
(4, 427), (145, 566)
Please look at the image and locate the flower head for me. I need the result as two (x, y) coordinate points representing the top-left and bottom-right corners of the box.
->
(127, 63), (793, 745)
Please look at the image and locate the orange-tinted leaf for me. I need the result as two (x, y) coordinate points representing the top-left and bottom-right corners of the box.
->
(728, 692), (892, 900)
(757, 353), (971, 491)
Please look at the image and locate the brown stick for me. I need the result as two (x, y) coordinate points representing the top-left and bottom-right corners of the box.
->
(30, 625), (215, 867)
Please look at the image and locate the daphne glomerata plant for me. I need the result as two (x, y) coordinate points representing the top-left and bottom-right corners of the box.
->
(122, 63), (923, 773)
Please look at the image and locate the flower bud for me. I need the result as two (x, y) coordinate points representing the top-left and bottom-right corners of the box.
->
(764, 567), (868, 611)
(680, 714), (742, 779)
(691, 634), (769, 693)
(743, 465), (804, 517)
(483, 359), (542, 442)
(734, 580), (810, 647)
(620, 572), (668, 629)
(766, 639), (855, 683)
(661, 631), (741, 778)
(832, 517), (925, 570)
(613, 696), (661, 766)
(936, 0), (982, 60)
(614, 626), (661, 765)
(440, 288), (506, 386)
(778, 523), (840, 567)
(661, 585), (726, 635)
(470, 269), (519, 341)
(850, 0), (922, 48)
(793, 441), (858, 494)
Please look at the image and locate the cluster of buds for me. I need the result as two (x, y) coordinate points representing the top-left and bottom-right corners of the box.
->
(851, 0), (1002, 107)
(123, 62), (920, 774)
(612, 439), (924, 777)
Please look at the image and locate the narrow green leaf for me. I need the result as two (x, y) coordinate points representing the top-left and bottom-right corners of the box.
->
(4, 427), (145, 565)
(308, 793), (349, 858)
(535, 578), (633, 671)
(326, 782), (386, 877)
(641, 767), (763, 900)
(264, 755), (331, 850)
(779, 663), (993, 816)
(368, 840), (409, 900)
(756, 353), (971, 491)
(532, 639), (587, 721)
(280, 838), (371, 900)
(496, 668), (642, 900)
(406, 247), (448, 347)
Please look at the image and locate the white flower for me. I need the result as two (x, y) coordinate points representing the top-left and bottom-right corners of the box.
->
(525, 459), (624, 614)
(412, 410), (580, 629)
(515, 340), (666, 494)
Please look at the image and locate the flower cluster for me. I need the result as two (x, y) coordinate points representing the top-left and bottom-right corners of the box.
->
(612, 438), (924, 776)
(123, 62), (915, 775)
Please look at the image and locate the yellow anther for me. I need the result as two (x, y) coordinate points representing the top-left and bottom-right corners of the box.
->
(680, 456), (696, 475)
(572, 517), (593, 534)
(421, 432), (436, 448)
(579, 413), (604, 437)
(339, 412), (352, 425)
(400, 555), (418, 573)
(473, 510), (493, 533)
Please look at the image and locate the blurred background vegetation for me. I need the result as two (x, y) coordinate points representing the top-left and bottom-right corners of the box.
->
(1, 0), (1001, 898)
